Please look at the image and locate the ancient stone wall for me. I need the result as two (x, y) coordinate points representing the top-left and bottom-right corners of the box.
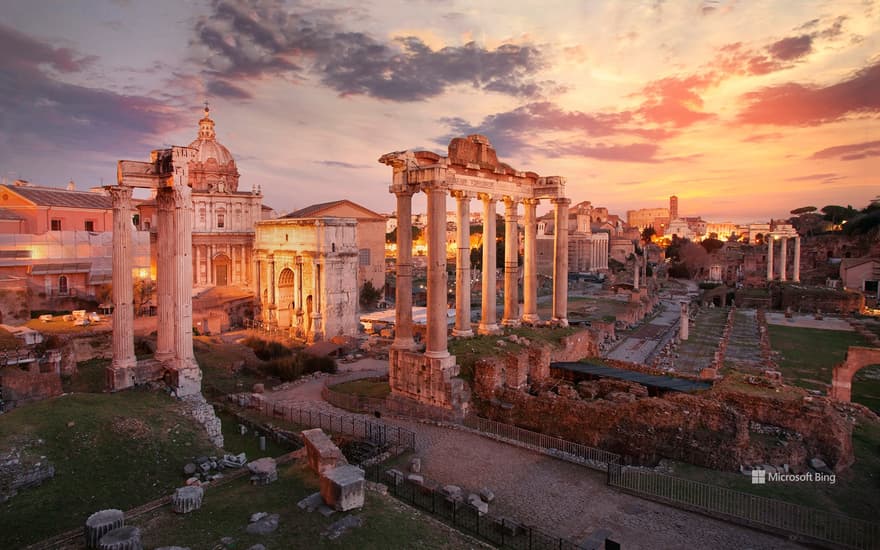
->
(0, 289), (29, 326)
(0, 366), (62, 408)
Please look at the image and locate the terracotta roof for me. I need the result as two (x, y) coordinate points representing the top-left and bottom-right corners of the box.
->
(284, 199), (383, 220)
(840, 257), (880, 270)
(7, 186), (112, 209)
(0, 207), (23, 220)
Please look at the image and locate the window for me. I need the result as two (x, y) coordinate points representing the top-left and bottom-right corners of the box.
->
(199, 208), (206, 224)
(58, 275), (68, 295)
(217, 213), (225, 228)
(50, 219), (61, 231)
(143, 220), (151, 230)
(84, 220), (94, 231)
(359, 248), (370, 266)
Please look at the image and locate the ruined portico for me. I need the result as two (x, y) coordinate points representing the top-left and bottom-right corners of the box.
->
(379, 135), (568, 417)
(766, 234), (801, 283)
(109, 146), (202, 396)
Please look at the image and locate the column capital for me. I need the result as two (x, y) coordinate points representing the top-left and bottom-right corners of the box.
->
(156, 187), (175, 210)
(107, 185), (133, 206)
(421, 181), (449, 194)
(450, 189), (473, 200)
(391, 186), (417, 198)
(172, 184), (192, 204)
(523, 197), (541, 206)
(502, 196), (520, 208)
(551, 197), (572, 206)
(478, 192), (499, 203)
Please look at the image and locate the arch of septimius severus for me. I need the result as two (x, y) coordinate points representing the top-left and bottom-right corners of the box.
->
(108, 146), (202, 396)
(379, 135), (569, 418)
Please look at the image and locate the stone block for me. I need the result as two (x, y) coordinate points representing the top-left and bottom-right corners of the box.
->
(172, 486), (204, 514)
(97, 526), (142, 550)
(409, 457), (421, 473)
(406, 473), (424, 485)
(320, 464), (365, 512)
(247, 457), (278, 485)
(246, 513), (279, 535)
(301, 428), (348, 475)
(479, 487), (495, 503)
(385, 469), (405, 486)
(467, 493), (488, 515)
(85, 509), (125, 549)
(441, 484), (462, 500)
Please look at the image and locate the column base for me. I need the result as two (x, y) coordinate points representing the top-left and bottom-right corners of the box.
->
(451, 328), (474, 338)
(551, 317), (569, 327)
(521, 313), (540, 324)
(501, 318), (521, 328)
(424, 350), (450, 359)
(154, 351), (175, 362)
(106, 364), (135, 392)
(391, 337), (418, 351)
(477, 323), (501, 335)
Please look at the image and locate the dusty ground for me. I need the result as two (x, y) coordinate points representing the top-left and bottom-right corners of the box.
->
(765, 312), (854, 331)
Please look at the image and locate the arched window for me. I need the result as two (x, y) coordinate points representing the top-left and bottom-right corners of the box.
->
(58, 275), (68, 295)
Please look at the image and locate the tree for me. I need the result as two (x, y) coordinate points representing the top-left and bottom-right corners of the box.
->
(790, 206), (817, 215)
(755, 233), (764, 245)
(385, 225), (423, 243)
(133, 278), (155, 315)
(641, 226), (656, 243)
(821, 205), (858, 224)
(359, 281), (382, 309)
(700, 238), (724, 254)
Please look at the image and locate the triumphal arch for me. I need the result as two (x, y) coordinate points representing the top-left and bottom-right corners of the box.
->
(107, 146), (202, 396)
(379, 135), (569, 418)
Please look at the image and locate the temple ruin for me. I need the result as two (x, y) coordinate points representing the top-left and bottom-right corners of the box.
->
(108, 146), (202, 396)
(379, 135), (568, 417)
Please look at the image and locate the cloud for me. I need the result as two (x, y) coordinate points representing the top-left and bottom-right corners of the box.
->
(314, 160), (369, 169)
(0, 24), (179, 164)
(785, 173), (847, 185)
(742, 133), (783, 143)
(736, 62), (880, 125)
(809, 140), (880, 160)
(767, 35), (812, 61)
(194, 0), (550, 102)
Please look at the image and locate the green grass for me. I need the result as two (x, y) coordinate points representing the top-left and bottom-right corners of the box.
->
(852, 365), (880, 412)
(135, 461), (482, 549)
(63, 358), (110, 393)
(25, 317), (108, 334)
(768, 324), (871, 397)
(665, 419), (880, 521)
(0, 391), (217, 547)
(449, 334), (524, 382)
(193, 336), (270, 397)
(329, 378), (391, 399)
(216, 409), (292, 460)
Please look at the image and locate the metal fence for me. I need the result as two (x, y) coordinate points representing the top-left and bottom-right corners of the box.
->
(255, 399), (417, 452)
(362, 465), (588, 550)
(242, 319), (293, 342)
(608, 464), (880, 549)
(462, 415), (621, 472)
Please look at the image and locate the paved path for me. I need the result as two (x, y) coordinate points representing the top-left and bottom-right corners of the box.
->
(605, 300), (680, 364)
(260, 363), (802, 550)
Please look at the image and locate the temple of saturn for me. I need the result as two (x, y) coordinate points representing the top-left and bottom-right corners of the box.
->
(379, 134), (569, 417)
(108, 146), (202, 396)
(766, 234), (801, 282)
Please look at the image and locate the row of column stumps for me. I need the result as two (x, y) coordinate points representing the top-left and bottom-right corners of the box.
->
(392, 189), (570, 356)
(766, 235), (801, 282)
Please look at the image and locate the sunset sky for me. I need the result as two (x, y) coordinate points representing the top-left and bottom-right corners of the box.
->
(1, 0), (877, 223)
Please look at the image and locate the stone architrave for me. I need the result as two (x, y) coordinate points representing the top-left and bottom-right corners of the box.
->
(108, 187), (136, 391)
(501, 197), (520, 327)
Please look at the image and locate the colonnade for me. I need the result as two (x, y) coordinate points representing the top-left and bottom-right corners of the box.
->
(391, 188), (570, 358)
(193, 243), (252, 286)
(766, 235), (801, 282)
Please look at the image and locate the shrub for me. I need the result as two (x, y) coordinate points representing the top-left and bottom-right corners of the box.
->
(242, 336), (292, 361)
(261, 352), (337, 381)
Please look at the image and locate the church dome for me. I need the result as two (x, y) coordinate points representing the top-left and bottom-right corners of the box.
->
(187, 106), (240, 193)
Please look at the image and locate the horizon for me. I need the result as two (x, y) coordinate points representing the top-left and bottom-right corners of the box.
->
(1, 0), (877, 224)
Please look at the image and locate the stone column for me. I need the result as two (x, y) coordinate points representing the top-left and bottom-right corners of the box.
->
(425, 185), (449, 358)
(478, 194), (499, 334)
(155, 188), (175, 362)
(552, 198), (570, 325)
(633, 253), (640, 290)
(522, 198), (539, 323)
(109, 186), (136, 389)
(780, 237), (788, 282)
(172, 186), (194, 363)
(193, 244), (200, 285)
(766, 238), (774, 281)
(793, 236), (801, 283)
(452, 191), (473, 337)
(208, 245), (214, 285)
(268, 254), (276, 325)
(311, 259), (323, 341)
(393, 190), (416, 349)
(296, 257), (304, 331)
(502, 197), (520, 327)
(254, 254), (262, 320)
(680, 301), (689, 340)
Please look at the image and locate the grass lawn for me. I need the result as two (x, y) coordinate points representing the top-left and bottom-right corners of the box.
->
(667, 419), (880, 522)
(0, 391), (218, 547)
(63, 357), (110, 393)
(767, 325), (875, 407)
(193, 336), (270, 398)
(25, 317), (111, 335)
(329, 377), (391, 399)
(134, 461), (484, 550)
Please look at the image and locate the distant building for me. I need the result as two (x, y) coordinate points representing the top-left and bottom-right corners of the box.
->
(669, 195), (679, 220)
(627, 207), (670, 234)
(840, 258), (880, 303)
(536, 200), (609, 274)
(0, 181), (149, 305)
(282, 199), (386, 296)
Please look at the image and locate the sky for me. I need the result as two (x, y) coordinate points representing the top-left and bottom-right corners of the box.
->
(0, 0), (878, 224)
